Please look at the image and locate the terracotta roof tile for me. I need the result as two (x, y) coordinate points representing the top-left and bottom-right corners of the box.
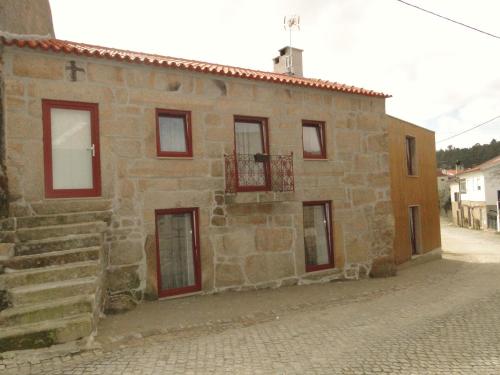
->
(2, 38), (390, 98)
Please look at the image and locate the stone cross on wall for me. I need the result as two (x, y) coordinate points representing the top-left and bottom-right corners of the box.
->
(65, 60), (85, 82)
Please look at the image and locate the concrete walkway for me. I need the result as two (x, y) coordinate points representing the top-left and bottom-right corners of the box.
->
(6, 221), (500, 374)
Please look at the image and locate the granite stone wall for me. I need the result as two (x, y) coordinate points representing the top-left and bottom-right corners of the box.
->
(1, 47), (395, 301)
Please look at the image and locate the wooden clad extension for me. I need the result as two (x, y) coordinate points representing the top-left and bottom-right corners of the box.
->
(388, 116), (441, 265)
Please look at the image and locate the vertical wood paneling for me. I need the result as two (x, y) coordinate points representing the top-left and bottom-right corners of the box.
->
(388, 116), (442, 264)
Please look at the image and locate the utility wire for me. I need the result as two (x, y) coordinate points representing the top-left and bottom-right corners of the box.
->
(436, 115), (500, 144)
(395, 0), (500, 40)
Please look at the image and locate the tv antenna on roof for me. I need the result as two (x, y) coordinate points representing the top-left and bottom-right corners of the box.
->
(283, 15), (300, 75)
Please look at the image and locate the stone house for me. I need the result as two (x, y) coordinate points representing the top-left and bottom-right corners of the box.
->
(450, 156), (500, 231)
(0, 1), (439, 352)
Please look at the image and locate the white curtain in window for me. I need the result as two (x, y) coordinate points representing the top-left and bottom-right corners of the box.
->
(235, 122), (263, 154)
(158, 212), (195, 291)
(304, 204), (330, 266)
(303, 126), (322, 154)
(51, 108), (93, 189)
(235, 121), (265, 186)
(159, 116), (187, 152)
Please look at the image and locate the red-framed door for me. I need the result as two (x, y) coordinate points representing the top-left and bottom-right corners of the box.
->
(155, 207), (201, 298)
(42, 99), (101, 198)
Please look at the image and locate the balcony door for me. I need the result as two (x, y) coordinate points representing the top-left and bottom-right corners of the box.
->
(42, 99), (101, 198)
(234, 116), (270, 191)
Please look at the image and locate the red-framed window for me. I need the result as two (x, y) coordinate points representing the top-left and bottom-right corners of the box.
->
(302, 120), (326, 159)
(42, 99), (102, 199)
(303, 201), (334, 272)
(233, 115), (271, 192)
(155, 207), (201, 298)
(156, 109), (193, 157)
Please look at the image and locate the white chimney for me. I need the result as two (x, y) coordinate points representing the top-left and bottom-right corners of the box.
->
(273, 46), (303, 77)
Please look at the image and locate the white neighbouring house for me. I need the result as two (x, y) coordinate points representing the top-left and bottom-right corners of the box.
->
(450, 156), (500, 231)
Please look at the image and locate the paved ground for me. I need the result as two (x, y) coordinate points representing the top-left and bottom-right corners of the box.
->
(7, 222), (500, 374)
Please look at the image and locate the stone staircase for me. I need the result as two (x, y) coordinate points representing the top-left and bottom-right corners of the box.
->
(0, 199), (112, 352)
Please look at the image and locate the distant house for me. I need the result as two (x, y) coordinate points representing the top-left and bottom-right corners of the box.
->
(436, 169), (458, 217)
(450, 156), (500, 231)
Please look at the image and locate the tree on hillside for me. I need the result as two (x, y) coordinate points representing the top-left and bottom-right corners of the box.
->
(436, 139), (500, 169)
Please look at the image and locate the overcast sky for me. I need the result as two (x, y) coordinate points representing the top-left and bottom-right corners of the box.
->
(49, 0), (500, 150)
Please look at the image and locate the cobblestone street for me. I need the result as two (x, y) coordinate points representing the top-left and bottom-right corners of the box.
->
(6, 223), (500, 374)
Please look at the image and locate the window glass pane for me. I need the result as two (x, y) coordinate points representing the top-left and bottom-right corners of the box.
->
(157, 212), (195, 291)
(303, 204), (331, 267)
(159, 115), (187, 152)
(235, 122), (264, 154)
(406, 136), (416, 175)
(51, 108), (93, 189)
(303, 126), (322, 154)
(235, 121), (266, 187)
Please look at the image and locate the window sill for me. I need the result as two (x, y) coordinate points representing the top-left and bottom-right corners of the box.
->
(303, 157), (329, 161)
(156, 156), (194, 160)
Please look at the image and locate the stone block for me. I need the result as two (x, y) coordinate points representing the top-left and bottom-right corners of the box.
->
(210, 160), (223, 177)
(354, 154), (378, 172)
(352, 188), (376, 206)
(211, 216), (226, 227)
(144, 234), (158, 300)
(273, 215), (293, 227)
(356, 114), (380, 131)
(109, 240), (143, 266)
(106, 265), (140, 292)
(204, 113), (221, 127)
(112, 139), (143, 158)
(270, 252), (295, 279)
(13, 54), (63, 80)
(104, 292), (138, 314)
(138, 179), (179, 192)
(244, 252), (295, 284)
(5, 113), (41, 139)
(5, 96), (26, 111)
(221, 230), (256, 256)
(87, 62), (124, 84)
(4, 79), (24, 96)
(255, 227), (294, 253)
(215, 263), (244, 287)
(244, 254), (269, 284)
(335, 130), (361, 152)
(366, 133), (387, 152)
(370, 256), (397, 278)
(367, 172), (390, 188)
(229, 215), (267, 226)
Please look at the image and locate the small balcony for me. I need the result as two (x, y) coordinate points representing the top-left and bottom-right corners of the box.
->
(224, 153), (295, 194)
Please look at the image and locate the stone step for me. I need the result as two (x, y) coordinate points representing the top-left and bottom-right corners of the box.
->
(16, 210), (112, 229)
(15, 233), (101, 256)
(0, 313), (93, 352)
(0, 295), (94, 327)
(17, 221), (106, 242)
(2, 247), (100, 270)
(31, 199), (112, 215)
(9, 277), (98, 306)
(0, 261), (100, 289)
(0, 230), (16, 243)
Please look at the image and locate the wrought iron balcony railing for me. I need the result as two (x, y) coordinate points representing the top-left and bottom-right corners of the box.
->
(224, 153), (294, 193)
